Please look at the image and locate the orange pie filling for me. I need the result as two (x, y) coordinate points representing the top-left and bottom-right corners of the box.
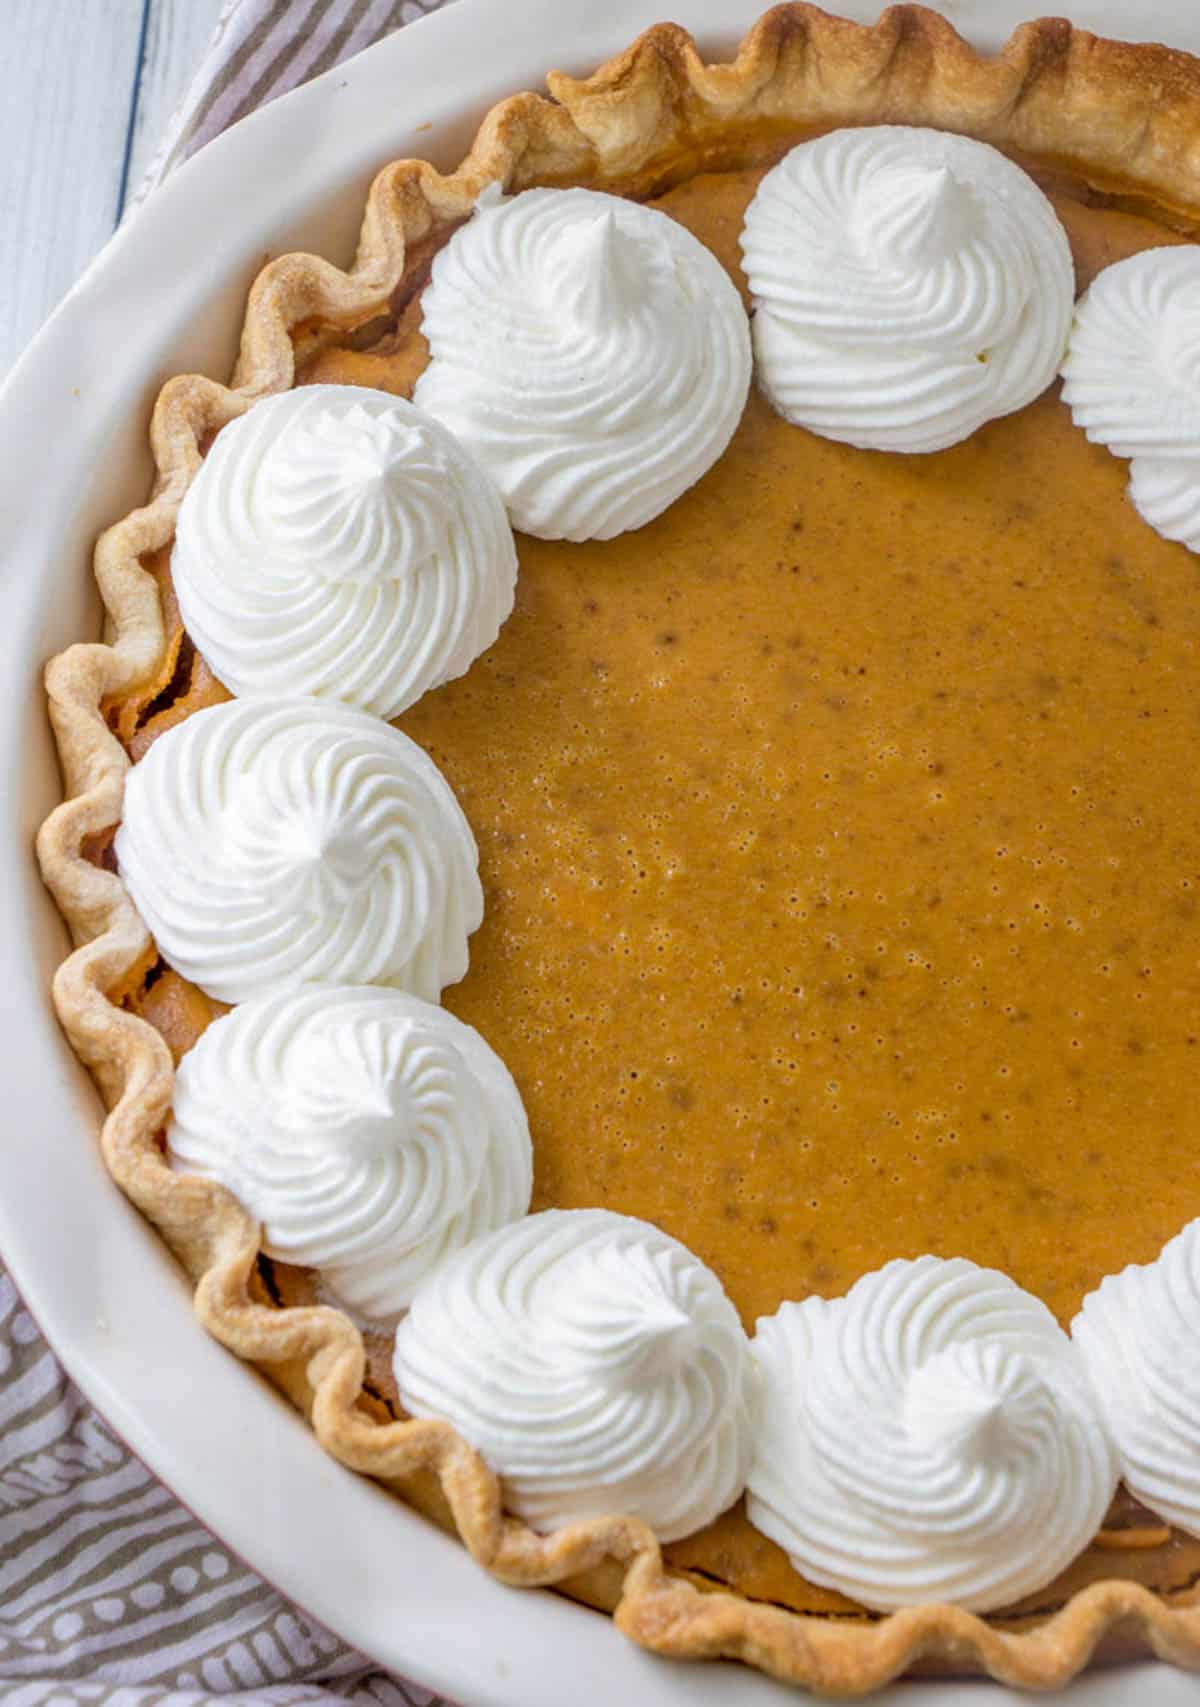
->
(105, 150), (1200, 1618)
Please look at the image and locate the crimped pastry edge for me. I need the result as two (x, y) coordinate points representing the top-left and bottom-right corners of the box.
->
(35, 4), (1200, 1694)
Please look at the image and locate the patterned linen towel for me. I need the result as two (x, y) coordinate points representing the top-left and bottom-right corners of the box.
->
(130, 0), (453, 211)
(12, 2), (459, 1701)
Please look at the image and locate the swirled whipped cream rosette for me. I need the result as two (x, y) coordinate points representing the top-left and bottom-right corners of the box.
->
(393, 1208), (757, 1540)
(748, 1256), (1116, 1611)
(1074, 1219), (1200, 1536)
(1062, 246), (1200, 552)
(741, 127), (1074, 453)
(171, 385), (517, 718)
(115, 697), (481, 1005)
(168, 985), (532, 1322)
(413, 186), (752, 541)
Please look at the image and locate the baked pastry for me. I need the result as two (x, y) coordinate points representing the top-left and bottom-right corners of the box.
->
(37, 4), (1200, 1693)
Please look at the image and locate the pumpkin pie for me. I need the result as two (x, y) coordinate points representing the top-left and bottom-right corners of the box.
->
(37, 3), (1200, 1693)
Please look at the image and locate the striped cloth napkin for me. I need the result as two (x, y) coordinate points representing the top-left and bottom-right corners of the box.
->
(10, 4), (458, 1702)
(131, 0), (453, 210)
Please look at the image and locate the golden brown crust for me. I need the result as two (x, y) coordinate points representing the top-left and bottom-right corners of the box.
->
(35, 5), (1200, 1692)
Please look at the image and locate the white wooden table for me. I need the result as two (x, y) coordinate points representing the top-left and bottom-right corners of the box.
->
(1, 0), (225, 382)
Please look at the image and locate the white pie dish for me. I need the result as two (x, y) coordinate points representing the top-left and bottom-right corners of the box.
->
(4, 0), (1200, 1701)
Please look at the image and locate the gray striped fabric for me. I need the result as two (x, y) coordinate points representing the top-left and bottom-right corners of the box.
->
(0, 1270), (437, 1702)
(20, 5), (460, 1698)
(130, 0), (455, 209)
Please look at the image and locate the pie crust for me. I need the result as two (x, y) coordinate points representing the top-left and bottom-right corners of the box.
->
(36, 4), (1200, 1692)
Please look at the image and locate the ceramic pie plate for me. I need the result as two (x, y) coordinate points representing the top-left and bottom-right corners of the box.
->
(6, 1), (1200, 1702)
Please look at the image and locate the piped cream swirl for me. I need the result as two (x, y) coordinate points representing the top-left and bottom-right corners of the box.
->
(1073, 1219), (1200, 1536)
(392, 1208), (756, 1540)
(168, 986), (532, 1321)
(747, 1257), (1116, 1611)
(740, 128), (1074, 453)
(413, 187), (752, 540)
(1061, 247), (1200, 551)
(114, 697), (481, 1005)
(172, 386), (517, 717)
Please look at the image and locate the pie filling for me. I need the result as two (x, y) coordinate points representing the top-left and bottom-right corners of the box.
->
(109, 146), (1200, 1617)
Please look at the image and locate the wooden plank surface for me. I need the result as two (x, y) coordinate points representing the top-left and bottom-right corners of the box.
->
(0, 0), (143, 379)
(127, 0), (227, 198)
(0, 0), (223, 381)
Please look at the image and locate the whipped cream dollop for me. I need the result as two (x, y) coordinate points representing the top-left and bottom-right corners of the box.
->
(747, 1257), (1116, 1611)
(412, 186), (752, 541)
(1073, 1220), (1200, 1535)
(168, 985), (531, 1321)
(392, 1208), (756, 1540)
(740, 128), (1074, 453)
(171, 386), (517, 718)
(115, 697), (481, 1005)
(1061, 247), (1200, 551)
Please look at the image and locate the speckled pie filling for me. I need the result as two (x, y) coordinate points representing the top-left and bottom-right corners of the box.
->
(115, 155), (1200, 1617)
